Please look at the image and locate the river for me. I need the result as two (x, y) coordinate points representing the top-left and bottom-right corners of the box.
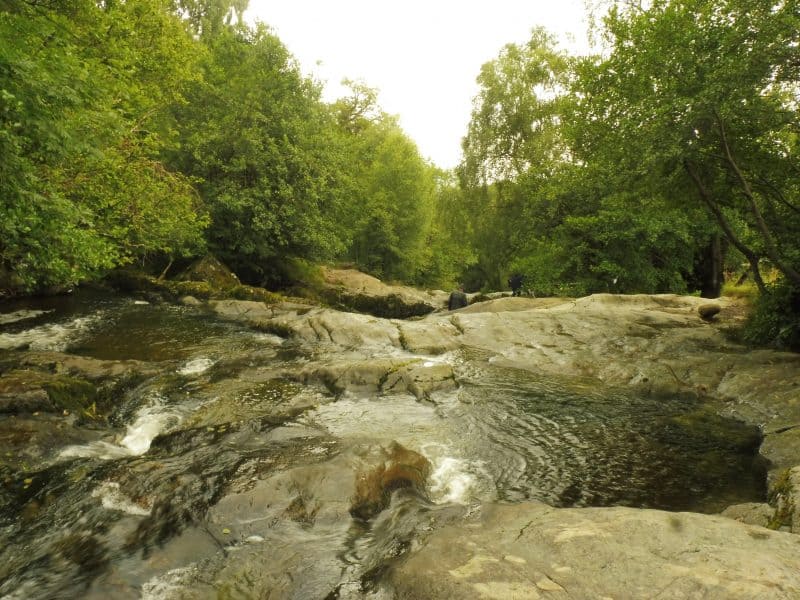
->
(0, 291), (767, 598)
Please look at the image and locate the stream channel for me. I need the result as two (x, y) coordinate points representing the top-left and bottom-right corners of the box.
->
(0, 292), (767, 598)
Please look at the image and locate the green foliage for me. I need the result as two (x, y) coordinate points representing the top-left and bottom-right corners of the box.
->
(461, 27), (568, 186)
(456, 3), (799, 299)
(7, 0), (795, 306)
(0, 1), (207, 294)
(411, 171), (478, 289)
(571, 0), (800, 292)
(167, 24), (357, 284)
(333, 82), (442, 284)
(744, 279), (800, 351)
(721, 281), (758, 302)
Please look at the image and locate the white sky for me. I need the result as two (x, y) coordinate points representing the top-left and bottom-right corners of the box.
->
(245, 1), (592, 169)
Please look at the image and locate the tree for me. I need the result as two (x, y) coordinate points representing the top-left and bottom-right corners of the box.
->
(571, 0), (800, 293)
(346, 116), (438, 281)
(458, 28), (572, 290)
(0, 0), (207, 293)
(167, 24), (357, 284)
(461, 27), (569, 187)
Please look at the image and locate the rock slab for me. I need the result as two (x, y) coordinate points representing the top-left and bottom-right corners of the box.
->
(392, 501), (800, 599)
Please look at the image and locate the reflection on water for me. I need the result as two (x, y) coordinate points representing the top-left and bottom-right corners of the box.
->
(0, 291), (769, 598)
(447, 364), (767, 513)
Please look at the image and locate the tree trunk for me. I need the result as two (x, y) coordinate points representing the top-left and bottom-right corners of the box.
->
(683, 160), (768, 294)
(693, 234), (725, 298)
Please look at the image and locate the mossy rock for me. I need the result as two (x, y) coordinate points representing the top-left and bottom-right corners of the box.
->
(326, 290), (434, 319)
(42, 376), (98, 416)
(171, 280), (213, 300)
(228, 284), (282, 303)
(176, 255), (240, 290)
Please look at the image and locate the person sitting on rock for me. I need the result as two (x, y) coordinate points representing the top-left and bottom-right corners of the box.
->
(508, 273), (524, 297)
(448, 285), (468, 310)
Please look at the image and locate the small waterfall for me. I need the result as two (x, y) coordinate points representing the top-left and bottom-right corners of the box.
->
(0, 313), (101, 351)
(60, 393), (184, 459)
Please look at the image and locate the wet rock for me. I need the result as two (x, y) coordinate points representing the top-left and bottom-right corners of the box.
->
(397, 319), (461, 354)
(0, 388), (53, 414)
(391, 501), (800, 599)
(299, 358), (456, 400)
(208, 299), (313, 331)
(0, 414), (105, 473)
(0, 369), (94, 416)
(193, 440), (432, 598)
(208, 299), (277, 326)
(350, 442), (432, 520)
(18, 351), (155, 382)
(178, 295), (203, 307)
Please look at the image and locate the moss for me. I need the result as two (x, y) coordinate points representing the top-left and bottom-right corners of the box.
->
(171, 280), (213, 299)
(42, 376), (98, 416)
(766, 468), (795, 530)
(227, 284), (282, 303)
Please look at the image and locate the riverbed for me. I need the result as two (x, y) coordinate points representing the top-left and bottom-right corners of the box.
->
(0, 291), (770, 598)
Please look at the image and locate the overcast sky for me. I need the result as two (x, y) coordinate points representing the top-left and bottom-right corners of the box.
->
(245, 1), (592, 169)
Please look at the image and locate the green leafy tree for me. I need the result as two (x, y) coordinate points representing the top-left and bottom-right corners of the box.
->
(571, 0), (800, 292)
(167, 24), (357, 284)
(1, 0), (206, 293)
(332, 81), (440, 282)
(458, 28), (570, 291)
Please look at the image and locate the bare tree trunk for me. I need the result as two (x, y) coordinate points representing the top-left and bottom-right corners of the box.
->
(158, 258), (174, 281)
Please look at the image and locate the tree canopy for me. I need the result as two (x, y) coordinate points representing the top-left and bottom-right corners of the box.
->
(2, 0), (798, 348)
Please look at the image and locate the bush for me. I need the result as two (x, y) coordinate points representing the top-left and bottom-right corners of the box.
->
(744, 280), (800, 351)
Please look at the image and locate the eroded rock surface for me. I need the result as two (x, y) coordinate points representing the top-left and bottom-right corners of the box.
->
(211, 292), (800, 533)
(391, 502), (800, 599)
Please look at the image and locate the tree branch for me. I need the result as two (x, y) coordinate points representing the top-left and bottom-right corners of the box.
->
(683, 159), (767, 293)
(755, 175), (800, 216)
(714, 111), (800, 287)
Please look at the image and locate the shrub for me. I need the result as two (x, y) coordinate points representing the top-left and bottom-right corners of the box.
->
(744, 279), (800, 351)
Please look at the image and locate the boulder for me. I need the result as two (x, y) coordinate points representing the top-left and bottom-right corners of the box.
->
(189, 440), (436, 599)
(698, 302), (722, 320)
(176, 254), (240, 290)
(350, 441), (431, 520)
(317, 267), (440, 318)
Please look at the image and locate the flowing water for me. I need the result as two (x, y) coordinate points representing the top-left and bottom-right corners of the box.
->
(0, 292), (767, 598)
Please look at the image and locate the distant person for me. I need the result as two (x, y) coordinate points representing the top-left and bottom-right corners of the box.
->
(508, 273), (524, 297)
(448, 285), (468, 310)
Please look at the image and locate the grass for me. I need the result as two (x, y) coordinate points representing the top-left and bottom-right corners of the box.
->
(721, 280), (759, 302)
